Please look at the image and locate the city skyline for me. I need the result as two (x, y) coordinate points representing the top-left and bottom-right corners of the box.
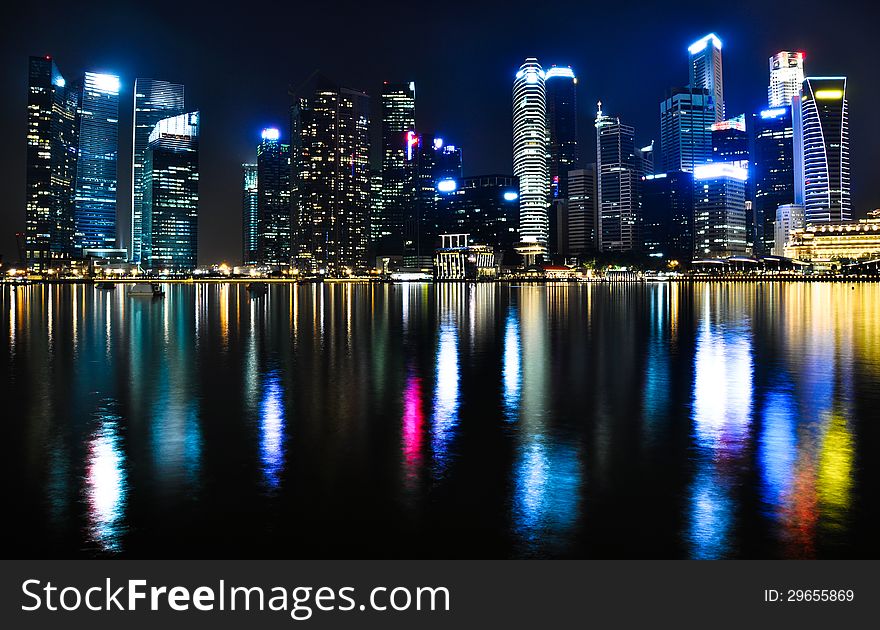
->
(1, 0), (875, 264)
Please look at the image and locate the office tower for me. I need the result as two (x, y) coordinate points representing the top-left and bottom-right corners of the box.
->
(369, 171), (383, 246)
(545, 66), (579, 199)
(142, 112), (199, 271)
(768, 51), (805, 108)
(688, 33), (724, 122)
(512, 58), (550, 250)
(693, 163), (748, 257)
(435, 175), (520, 262)
(641, 171), (694, 259)
(73, 71), (120, 253)
(377, 81), (416, 256)
(659, 87), (714, 173)
(409, 135), (463, 266)
(774, 203), (805, 256)
(798, 77), (850, 224)
(564, 166), (597, 255)
(131, 79), (184, 264)
(256, 128), (291, 266)
(595, 104), (649, 252)
(294, 79), (370, 275)
(242, 163), (259, 264)
(710, 115), (748, 164)
(752, 106), (795, 254)
(24, 55), (78, 272)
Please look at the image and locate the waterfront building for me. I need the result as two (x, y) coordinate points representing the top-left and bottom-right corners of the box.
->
(242, 163), (258, 264)
(784, 216), (880, 262)
(73, 71), (120, 253)
(562, 166), (597, 256)
(24, 55), (79, 272)
(256, 128), (291, 266)
(693, 162), (748, 257)
(293, 79), (370, 275)
(377, 81), (416, 257)
(752, 106), (795, 255)
(768, 51), (805, 108)
(131, 79), (184, 264)
(433, 233), (497, 280)
(641, 170), (694, 259)
(142, 112), (199, 271)
(659, 87), (714, 173)
(688, 33), (724, 122)
(797, 77), (850, 224)
(774, 203), (805, 256)
(512, 58), (550, 252)
(545, 65), (579, 200)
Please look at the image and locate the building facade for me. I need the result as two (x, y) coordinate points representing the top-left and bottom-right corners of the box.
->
(562, 166), (597, 256)
(377, 82), (416, 257)
(256, 129), (291, 266)
(241, 163), (258, 264)
(774, 203), (805, 256)
(752, 106), (796, 254)
(768, 51), (805, 108)
(688, 33), (724, 122)
(641, 170), (694, 259)
(659, 87), (714, 174)
(693, 163), (748, 257)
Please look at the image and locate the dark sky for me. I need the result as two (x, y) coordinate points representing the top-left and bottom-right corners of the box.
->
(1, 0), (875, 264)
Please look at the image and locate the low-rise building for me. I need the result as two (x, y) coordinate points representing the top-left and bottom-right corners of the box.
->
(433, 234), (497, 280)
(784, 214), (880, 262)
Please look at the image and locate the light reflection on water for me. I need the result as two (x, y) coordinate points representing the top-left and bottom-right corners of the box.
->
(84, 403), (127, 553)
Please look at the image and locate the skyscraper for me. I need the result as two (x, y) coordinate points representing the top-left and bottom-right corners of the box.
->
(659, 87), (714, 173)
(73, 71), (120, 253)
(688, 33), (724, 122)
(710, 115), (748, 164)
(142, 112), (199, 271)
(24, 55), (78, 272)
(545, 66), (579, 199)
(641, 171), (694, 259)
(409, 135), (463, 266)
(294, 80), (370, 275)
(131, 79), (185, 264)
(512, 58), (550, 251)
(752, 106), (795, 254)
(798, 77), (850, 224)
(693, 163), (748, 257)
(595, 103), (650, 252)
(768, 51), (805, 108)
(242, 163), (258, 264)
(256, 128), (291, 266)
(564, 166), (597, 255)
(377, 81), (416, 257)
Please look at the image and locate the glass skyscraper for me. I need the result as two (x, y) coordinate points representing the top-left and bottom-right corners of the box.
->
(143, 112), (199, 271)
(512, 59), (549, 251)
(377, 81), (416, 257)
(73, 71), (120, 253)
(131, 78), (185, 264)
(24, 55), (79, 272)
(563, 166), (597, 256)
(688, 33), (724, 122)
(693, 163), (748, 257)
(752, 106), (796, 254)
(659, 87), (714, 173)
(768, 51), (805, 108)
(242, 163), (259, 264)
(256, 128), (291, 266)
(545, 66), (579, 199)
(641, 171), (694, 259)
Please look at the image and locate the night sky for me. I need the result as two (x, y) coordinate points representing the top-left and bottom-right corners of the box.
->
(1, 0), (874, 264)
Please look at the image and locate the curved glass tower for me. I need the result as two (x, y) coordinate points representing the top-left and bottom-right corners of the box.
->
(512, 59), (549, 249)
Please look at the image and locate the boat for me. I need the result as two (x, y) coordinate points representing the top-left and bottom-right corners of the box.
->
(130, 282), (165, 297)
(95, 281), (116, 290)
(246, 281), (268, 296)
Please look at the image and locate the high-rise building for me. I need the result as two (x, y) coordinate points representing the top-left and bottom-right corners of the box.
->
(256, 128), (291, 266)
(24, 55), (79, 272)
(409, 135), (463, 267)
(768, 51), (805, 108)
(710, 115), (748, 164)
(512, 59), (550, 250)
(294, 80), (370, 275)
(142, 112), (199, 271)
(73, 71), (120, 253)
(545, 66), (579, 199)
(435, 175), (520, 263)
(241, 163), (258, 264)
(688, 33), (724, 122)
(797, 77), (850, 224)
(693, 162), (748, 257)
(563, 166), (597, 255)
(641, 171), (694, 259)
(659, 87), (714, 173)
(131, 79), (185, 264)
(774, 203), (805, 256)
(377, 81), (416, 257)
(596, 104), (650, 252)
(752, 106), (795, 254)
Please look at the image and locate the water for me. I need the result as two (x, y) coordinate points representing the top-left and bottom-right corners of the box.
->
(3, 281), (879, 558)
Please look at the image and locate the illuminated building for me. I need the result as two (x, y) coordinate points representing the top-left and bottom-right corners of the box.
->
(512, 58), (549, 251)
(752, 106), (795, 254)
(659, 87), (714, 173)
(784, 217), (880, 262)
(545, 66), (579, 200)
(433, 234), (497, 280)
(241, 163), (258, 264)
(435, 175), (519, 264)
(131, 79), (184, 264)
(773, 203), (805, 256)
(688, 33), (724, 122)
(693, 162), (748, 257)
(256, 128), (291, 266)
(142, 112), (199, 271)
(293, 79), (370, 275)
(377, 81), (416, 257)
(768, 51), (805, 108)
(562, 166), (597, 255)
(710, 115), (747, 164)
(24, 55), (79, 272)
(642, 170), (694, 258)
(596, 103), (651, 252)
(797, 77), (850, 224)
(73, 71), (121, 252)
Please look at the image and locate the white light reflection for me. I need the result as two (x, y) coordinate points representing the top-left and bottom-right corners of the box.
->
(260, 371), (286, 490)
(85, 406), (127, 552)
(502, 307), (521, 421)
(432, 315), (459, 478)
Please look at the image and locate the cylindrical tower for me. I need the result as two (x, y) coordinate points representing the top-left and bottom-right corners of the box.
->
(512, 58), (549, 250)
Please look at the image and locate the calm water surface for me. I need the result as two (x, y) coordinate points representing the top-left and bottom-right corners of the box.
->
(3, 282), (879, 558)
